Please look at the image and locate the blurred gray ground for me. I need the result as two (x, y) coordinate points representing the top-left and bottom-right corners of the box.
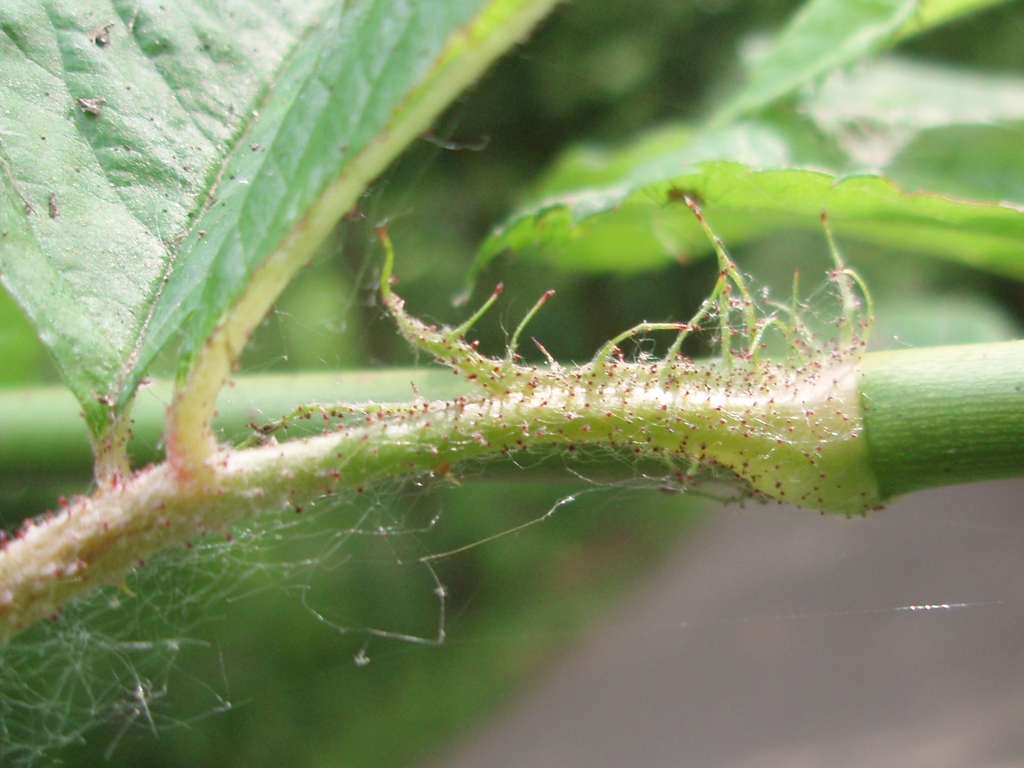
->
(423, 480), (1024, 768)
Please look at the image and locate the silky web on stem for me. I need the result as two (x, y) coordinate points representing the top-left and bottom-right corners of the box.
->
(366, 200), (879, 516)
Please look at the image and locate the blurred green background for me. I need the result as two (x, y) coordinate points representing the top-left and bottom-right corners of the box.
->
(1, 0), (1024, 765)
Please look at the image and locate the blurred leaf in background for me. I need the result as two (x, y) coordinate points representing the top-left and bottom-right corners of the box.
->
(0, 287), (44, 387)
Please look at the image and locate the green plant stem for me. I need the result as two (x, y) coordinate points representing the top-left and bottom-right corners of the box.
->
(860, 340), (1024, 498)
(5, 341), (1024, 495)
(0, 370), (473, 481)
(0, 349), (873, 642)
(2, 340), (1023, 643)
(0, 371), (717, 505)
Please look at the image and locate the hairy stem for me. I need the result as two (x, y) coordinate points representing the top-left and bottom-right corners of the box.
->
(4, 224), (1023, 644)
(0, 349), (875, 644)
(7, 337), (1024, 643)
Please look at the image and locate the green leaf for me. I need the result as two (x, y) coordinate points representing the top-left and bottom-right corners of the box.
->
(0, 0), (330, 437)
(896, 0), (1008, 32)
(473, 118), (831, 277)
(802, 56), (1024, 202)
(472, 118), (841, 277)
(480, 51), (1024, 282)
(159, 0), (559, 468)
(872, 293), (1022, 347)
(805, 56), (1024, 139)
(0, 0), (558, 444)
(0, 287), (42, 386)
(715, 0), (1011, 123)
(886, 124), (1024, 202)
(479, 154), (1024, 281)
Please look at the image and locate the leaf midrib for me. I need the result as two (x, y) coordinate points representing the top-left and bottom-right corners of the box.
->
(93, 4), (326, 398)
